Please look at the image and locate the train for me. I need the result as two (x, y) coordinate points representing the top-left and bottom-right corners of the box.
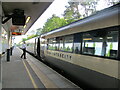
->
(25, 3), (120, 89)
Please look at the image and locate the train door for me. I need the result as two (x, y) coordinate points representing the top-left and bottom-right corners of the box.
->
(37, 38), (40, 57)
(34, 38), (37, 56)
(40, 37), (45, 60)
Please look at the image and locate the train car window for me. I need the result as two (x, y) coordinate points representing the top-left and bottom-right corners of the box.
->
(40, 38), (45, 50)
(44, 39), (48, 50)
(82, 30), (118, 59)
(52, 38), (56, 50)
(105, 31), (118, 58)
(48, 39), (52, 50)
(82, 32), (103, 56)
(73, 33), (82, 54)
(64, 35), (73, 52)
(55, 37), (60, 50)
(48, 38), (56, 50)
(59, 37), (64, 51)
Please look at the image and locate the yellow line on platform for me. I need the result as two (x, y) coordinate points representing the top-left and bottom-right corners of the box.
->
(27, 59), (58, 88)
(22, 60), (38, 89)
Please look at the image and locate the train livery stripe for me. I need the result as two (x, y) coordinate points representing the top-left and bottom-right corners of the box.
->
(45, 50), (119, 79)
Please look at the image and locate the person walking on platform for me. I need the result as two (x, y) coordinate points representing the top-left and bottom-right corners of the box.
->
(21, 41), (26, 59)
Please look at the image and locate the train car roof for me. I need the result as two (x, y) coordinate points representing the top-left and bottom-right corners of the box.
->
(41, 3), (120, 39)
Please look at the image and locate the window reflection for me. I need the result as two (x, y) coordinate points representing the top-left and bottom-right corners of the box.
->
(82, 33), (103, 56)
(48, 35), (73, 52)
(64, 35), (73, 52)
(59, 37), (64, 51)
(73, 33), (81, 54)
(48, 38), (56, 50)
(82, 30), (118, 58)
(105, 31), (118, 58)
(47, 29), (119, 59)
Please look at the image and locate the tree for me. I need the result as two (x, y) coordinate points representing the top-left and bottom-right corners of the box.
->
(36, 28), (42, 35)
(63, 1), (81, 24)
(105, 0), (120, 6)
(68, 2), (81, 19)
(63, 0), (99, 23)
(79, 0), (119, 17)
(78, 0), (99, 17)
(22, 38), (27, 41)
(21, 34), (38, 43)
(36, 0), (120, 34)
(41, 14), (68, 34)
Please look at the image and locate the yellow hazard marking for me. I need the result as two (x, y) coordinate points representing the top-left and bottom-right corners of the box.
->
(26, 56), (58, 88)
(22, 60), (38, 89)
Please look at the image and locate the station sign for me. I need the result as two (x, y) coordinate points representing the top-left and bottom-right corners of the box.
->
(12, 32), (22, 35)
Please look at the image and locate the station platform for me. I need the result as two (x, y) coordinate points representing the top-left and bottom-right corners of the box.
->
(1, 47), (82, 89)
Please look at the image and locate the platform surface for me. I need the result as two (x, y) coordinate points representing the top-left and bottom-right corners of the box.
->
(2, 47), (82, 89)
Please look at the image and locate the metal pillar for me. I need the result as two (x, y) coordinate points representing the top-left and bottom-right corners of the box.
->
(10, 47), (12, 56)
(7, 31), (11, 62)
(10, 35), (13, 56)
(7, 49), (10, 61)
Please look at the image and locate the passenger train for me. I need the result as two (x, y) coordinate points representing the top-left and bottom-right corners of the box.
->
(26, 3), (120, 89)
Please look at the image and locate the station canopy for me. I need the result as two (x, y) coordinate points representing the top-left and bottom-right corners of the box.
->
(2, 1), (52, 35)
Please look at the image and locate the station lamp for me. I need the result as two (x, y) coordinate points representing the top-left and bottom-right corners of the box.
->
(23, 16), (31, 29)
(26, 16), (31, 23)
(23, 25), (26, 28)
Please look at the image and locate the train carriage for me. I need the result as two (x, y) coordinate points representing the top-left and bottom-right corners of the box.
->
(26, 37), (37, 56)
(25, 3), (120, 89)
(39, 3), (120, 89)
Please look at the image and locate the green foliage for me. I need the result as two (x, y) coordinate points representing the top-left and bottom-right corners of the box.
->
(22, 38), (27, 41)
(20, 34), (38, 43)
(63, 46), (72, 52)
(110, 43), (113, 50)
(93, 43), (96, 47)
(107, 43), (113, 57)
(27, 34), (37, 40)
(41, 14), (68, 34)
(63, 2), (81, 23)
(48, 46), (56, 50)
(87, 44), (88, 47)
(36, 28), (42, 35)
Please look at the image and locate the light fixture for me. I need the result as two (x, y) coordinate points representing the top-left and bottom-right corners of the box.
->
(99, 38), (103, 39)
(83, 38), (92, 40)
(107, 37), (113, 39)
(26, 16), (31, 23)
(23, 25), (26, 28)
